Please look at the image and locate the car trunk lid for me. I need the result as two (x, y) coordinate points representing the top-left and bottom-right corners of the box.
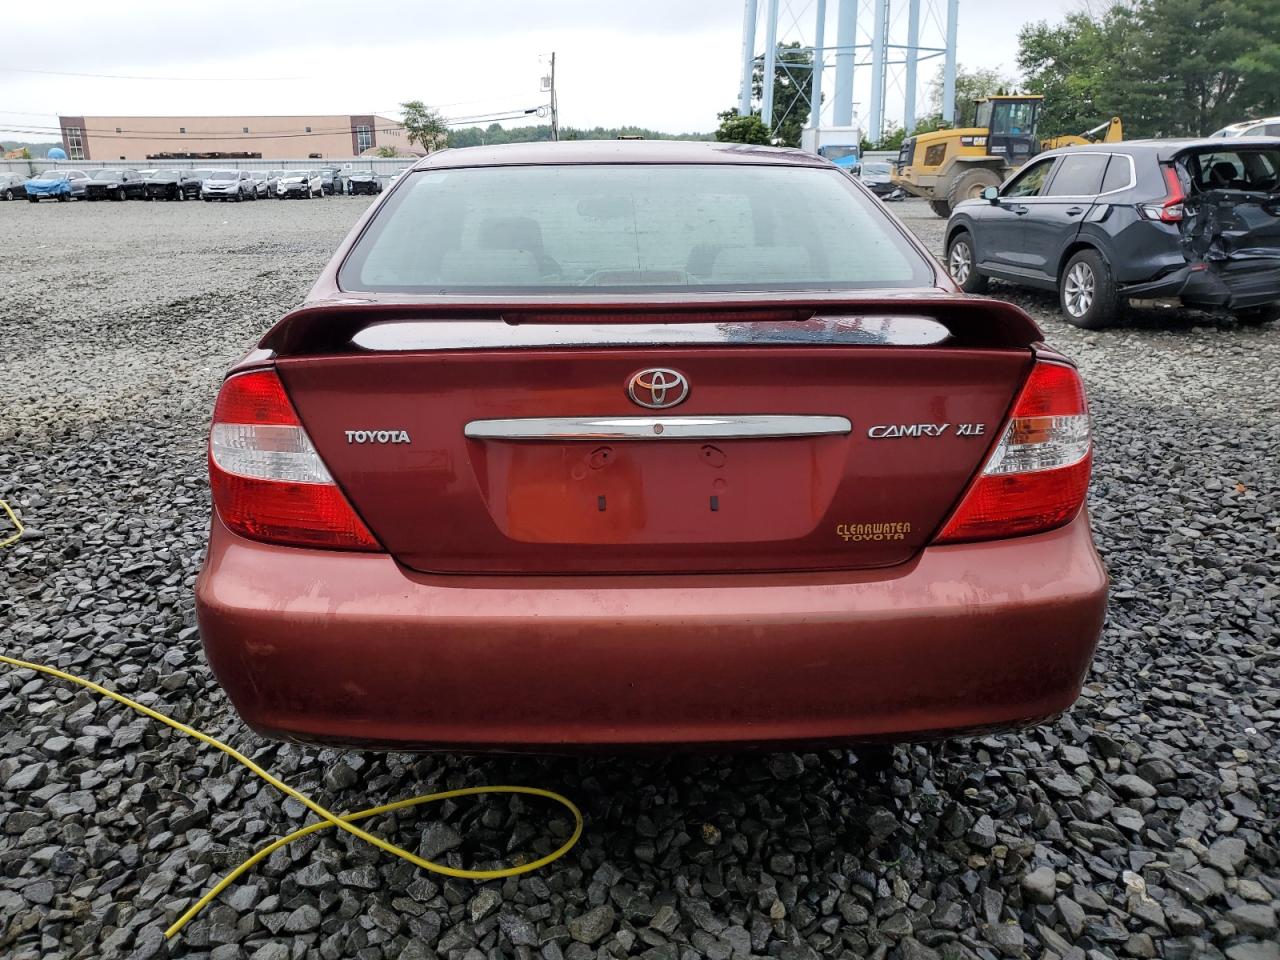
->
(270, 299), (1039, 575)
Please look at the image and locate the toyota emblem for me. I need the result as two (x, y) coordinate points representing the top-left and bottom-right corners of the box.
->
(627, 368), (689, 409)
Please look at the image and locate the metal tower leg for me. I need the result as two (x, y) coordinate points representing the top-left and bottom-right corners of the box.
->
(942, 0), (959, 124)
(809, 0), (827, 129)
(832, 0), (856, 127)
(738, 0), (759, 116)
(761, 0), (780, 129)
(904, 0), (920, 132)
(869, 0), (888, 142)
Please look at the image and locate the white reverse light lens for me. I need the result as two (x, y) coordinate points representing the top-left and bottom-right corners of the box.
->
(210, 423), (333, 483)
(983, 414), (1091, 476)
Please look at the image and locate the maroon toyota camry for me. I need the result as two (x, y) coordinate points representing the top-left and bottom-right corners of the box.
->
(196, 140), (1107, 750)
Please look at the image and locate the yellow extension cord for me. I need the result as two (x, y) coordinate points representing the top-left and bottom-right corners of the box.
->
(0, 652), (583, 940)
(0, 499), (22, 548)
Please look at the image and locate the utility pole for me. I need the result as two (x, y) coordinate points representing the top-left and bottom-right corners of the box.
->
(550, 52), (559, 141)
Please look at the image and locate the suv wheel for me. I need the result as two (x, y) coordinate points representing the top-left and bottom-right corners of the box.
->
(946, 231), (988, 293)
(1060, 249), (1119, 329)
(928, 199), (951, 218)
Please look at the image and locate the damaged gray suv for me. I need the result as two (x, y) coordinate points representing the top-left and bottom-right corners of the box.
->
(944, 139), (1280, 328)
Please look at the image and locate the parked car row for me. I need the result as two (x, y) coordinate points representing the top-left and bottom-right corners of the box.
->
(2, 165), (407, 202)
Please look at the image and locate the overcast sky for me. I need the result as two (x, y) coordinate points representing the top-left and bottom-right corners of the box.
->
(1, 0), (1082, 144)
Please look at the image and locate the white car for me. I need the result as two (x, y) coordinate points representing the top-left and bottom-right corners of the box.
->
(202, 169), (256, 202)
(275, 169), (324, 199)
(1210, 117), (1280, 138)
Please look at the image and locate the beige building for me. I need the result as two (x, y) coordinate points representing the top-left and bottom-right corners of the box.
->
(57, 114), (418, 161)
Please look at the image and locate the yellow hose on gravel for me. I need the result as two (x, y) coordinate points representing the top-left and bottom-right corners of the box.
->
(0, 500), (22, 548)
(0, 653), (583, 940)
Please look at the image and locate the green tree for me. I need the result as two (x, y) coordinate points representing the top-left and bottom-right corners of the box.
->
(399, 100), (447, 151)
(714, 110), (771, 145)
(753, 42), (815, 147)
(1018, 0), (1280, 139)
(373, 145), (399, 158)
(447, 123), (713, 149)
(716, 41), (815, 148)
(924, 65), (1017, 127)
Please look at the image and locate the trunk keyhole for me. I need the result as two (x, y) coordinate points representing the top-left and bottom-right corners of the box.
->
(588, 447), (613, 470)
(700, 445), (726, 468)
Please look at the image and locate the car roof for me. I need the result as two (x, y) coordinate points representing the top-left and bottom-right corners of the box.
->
(1040, 136), (1280, 162)
(1224, 117), (1280, 129)
(412, 139), (828, 170)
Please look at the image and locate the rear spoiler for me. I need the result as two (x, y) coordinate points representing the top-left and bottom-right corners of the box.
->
(258, 295), (1044, 357)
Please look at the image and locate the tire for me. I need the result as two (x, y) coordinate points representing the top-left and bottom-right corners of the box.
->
(116, 187), (127, 201)
(235, 189), (243, 202)
(1059, 249), (1120, 329)
(928, 199), (952, 218)
(174, 186), (183, 201)
(57, 193), (69, 202)
(946, 231), (989, 294)
(28, 195), (38, 203)
(3, 188), (13, 201)
(946, 167), (1002, 212)
(1232, 302), (1280, 325)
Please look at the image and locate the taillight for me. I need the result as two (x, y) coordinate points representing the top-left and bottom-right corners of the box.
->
(934, 360), (1091, 544)
(1139, 165), (1185, 223)
(209, 369), (379, 550)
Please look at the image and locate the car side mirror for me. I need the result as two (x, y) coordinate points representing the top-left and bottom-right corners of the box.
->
(982, 186), (1000, 202)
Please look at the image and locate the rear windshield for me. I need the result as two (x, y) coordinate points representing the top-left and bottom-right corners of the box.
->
(338, 163), (932, 293)
(1182, 149), (1280, 192)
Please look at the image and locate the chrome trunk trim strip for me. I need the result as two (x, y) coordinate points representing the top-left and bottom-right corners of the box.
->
(464, 415), (853, 440)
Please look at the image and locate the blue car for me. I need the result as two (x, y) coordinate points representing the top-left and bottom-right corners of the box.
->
(25, 169), (91, 202)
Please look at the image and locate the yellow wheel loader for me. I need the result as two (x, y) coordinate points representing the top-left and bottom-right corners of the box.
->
(892, 95), (1123, 217)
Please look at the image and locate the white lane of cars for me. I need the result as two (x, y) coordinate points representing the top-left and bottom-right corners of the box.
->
(3, 164), (410, 203)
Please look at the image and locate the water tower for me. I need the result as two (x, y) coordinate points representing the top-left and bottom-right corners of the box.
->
(737, 0), (960, 145)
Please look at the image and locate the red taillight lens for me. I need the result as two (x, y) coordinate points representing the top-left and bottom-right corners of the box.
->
(934, 360), (1091, 544)
(209, 370), (379, 550)
(1139, 165), (1186, 223)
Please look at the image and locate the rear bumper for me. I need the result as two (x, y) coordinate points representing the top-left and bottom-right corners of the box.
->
(1122, 262), (1280, 310)
(196, 512), (1108, 750)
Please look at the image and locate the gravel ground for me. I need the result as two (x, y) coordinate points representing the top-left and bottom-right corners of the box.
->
(1, 196), (1277, 960)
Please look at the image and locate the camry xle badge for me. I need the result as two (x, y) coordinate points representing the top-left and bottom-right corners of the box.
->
(345, 430), (411, 444)
(628, 368), (690, 409)
(866, 423), (986, 439)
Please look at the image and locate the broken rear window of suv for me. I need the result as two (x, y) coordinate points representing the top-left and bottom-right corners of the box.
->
(338, 163), (933, 294)
(1180, 148), (1280, 193)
